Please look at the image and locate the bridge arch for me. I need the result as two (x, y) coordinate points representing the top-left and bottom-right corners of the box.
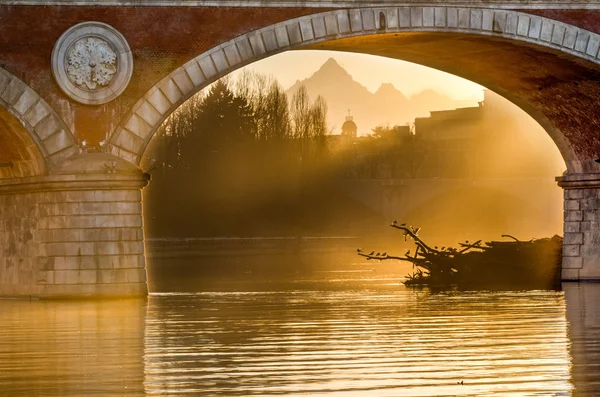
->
(110, 6), (600, 174)
(0, 67), (77, 177)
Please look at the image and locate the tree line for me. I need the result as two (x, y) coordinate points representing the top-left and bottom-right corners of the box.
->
(145, 72), (329, 172)
(143, 73), (380, 238)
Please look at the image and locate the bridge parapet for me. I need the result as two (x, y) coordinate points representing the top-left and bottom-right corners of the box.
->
(3, 1), (600, 8)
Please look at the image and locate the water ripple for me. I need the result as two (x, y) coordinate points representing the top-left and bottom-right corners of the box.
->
(143, 288), (572, 396)
(0, 283), (598, 396)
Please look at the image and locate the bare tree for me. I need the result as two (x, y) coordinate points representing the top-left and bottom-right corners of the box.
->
(291, 85), (311, 141)
(262, 80), (291, 140)
(310, 95), (328, 158)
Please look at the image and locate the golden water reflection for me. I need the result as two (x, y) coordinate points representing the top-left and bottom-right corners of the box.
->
(143, 284), (572, 396)
(565, 282), (600, 396)
(0, 299), (146, 396)
(0, 279), (598, 396)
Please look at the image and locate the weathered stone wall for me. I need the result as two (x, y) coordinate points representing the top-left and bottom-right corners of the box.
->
(559, 174), (600, 280)
(0, 190), (42, 296)
(0, 156), (149, 298)
(0, 6), (322, 146)
(36, 188), (147, 298)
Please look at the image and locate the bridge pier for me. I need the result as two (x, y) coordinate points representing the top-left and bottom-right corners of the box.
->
(558, 173), (600, 281)
(0, 153), (149, 298)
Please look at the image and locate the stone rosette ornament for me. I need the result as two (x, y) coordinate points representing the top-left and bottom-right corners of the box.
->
(52, 22), (133, 105)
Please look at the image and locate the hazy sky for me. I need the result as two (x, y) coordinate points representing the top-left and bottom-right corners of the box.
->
(234, 50), (484, 100)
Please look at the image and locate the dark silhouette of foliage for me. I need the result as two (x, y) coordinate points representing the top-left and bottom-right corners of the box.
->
(141, 72), (385, 238)
(358, 223), (563, 289)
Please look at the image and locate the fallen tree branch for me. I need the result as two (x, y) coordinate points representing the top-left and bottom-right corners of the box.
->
(501, 234), (520, 242)
(357, 223), (562, 288)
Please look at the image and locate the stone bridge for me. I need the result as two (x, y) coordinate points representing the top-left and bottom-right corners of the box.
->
(1, 0), (600, 297)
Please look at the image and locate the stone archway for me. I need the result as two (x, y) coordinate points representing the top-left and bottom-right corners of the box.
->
(110, 6), (600, 173)
(0, 67), (145, 298)
(107, 6), (600, 283)
(0, 106), (45, 179)
(0, 67), (78, 175)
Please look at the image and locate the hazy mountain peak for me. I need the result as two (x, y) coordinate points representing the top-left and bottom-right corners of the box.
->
(287, 58), (367, 94)
(373, 83), (409, 107)
(286, 58), (476, 134)
(376, 82), (396, 92)
(375, 82), (407, 96)
(321, 57), (343, 70)
(311, 57), (353, 80)
(325, 57), (340, 65)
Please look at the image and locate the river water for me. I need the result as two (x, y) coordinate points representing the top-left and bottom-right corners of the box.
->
(0, 267), (599, 396)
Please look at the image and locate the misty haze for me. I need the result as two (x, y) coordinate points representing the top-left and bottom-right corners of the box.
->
(142, 52), (565, 274)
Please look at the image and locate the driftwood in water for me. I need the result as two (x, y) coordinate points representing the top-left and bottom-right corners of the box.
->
(357, 222), (562, 288)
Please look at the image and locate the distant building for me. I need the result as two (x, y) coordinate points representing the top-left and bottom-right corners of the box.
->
(327, 111), (358, 153)
(413, 90), (560, 178)
(341, 112), (358, 139)
(415, 104), (483, 141)
(413, 102), (484, 178)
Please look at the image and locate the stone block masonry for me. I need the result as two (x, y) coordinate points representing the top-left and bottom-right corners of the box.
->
(0, 191), (40, 296)
(0, 154), (149, 298)
(558, 173), (600, 281)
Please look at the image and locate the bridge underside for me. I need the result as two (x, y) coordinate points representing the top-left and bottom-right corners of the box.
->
(306, 32), (600, 173)
(0, 107), (45, 179)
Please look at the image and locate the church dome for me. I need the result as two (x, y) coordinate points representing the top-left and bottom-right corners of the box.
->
(341, 114), (358, 138)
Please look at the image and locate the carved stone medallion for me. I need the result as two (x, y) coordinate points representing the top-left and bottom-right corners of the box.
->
(67, 37), (117, 89)
(52, 22), (133, 105)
